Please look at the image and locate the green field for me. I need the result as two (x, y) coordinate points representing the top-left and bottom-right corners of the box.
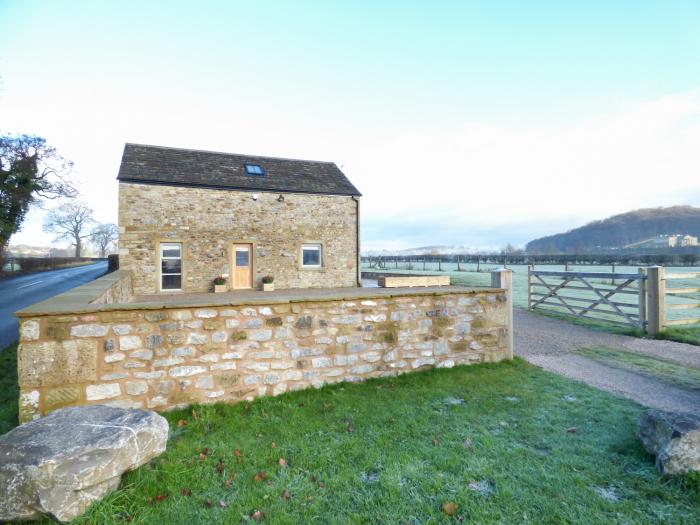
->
(1, 344), (698, 524)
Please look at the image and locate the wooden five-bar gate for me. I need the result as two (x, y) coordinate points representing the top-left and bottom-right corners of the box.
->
(528, 266), (700, 335)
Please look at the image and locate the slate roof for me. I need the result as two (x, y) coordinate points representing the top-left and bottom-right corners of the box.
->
(116, 143), (361, 197)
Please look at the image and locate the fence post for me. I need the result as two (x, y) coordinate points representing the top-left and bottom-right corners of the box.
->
(647, 266), (665, 336)
(638, 267), (647, 333)
(492, 269), (513, 359)
(527, 266), (533, 310)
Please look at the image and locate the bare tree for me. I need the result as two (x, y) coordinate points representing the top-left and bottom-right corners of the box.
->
(90, 223), (118, 257)
(0, 135), (75, 258)
(43, 201), (95, 257)
(503, 243), (523, 255)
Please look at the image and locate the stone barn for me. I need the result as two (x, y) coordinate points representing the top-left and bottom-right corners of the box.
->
(117, 143), (362, 295)
(14, 143), (513, 422)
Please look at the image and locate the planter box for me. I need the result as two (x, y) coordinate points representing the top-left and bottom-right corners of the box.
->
(214, 284), (228, 293)
(262, 283), (275, 292)
(378, 275), (450, 288)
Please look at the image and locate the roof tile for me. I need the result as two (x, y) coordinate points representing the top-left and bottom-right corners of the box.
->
(116, 143), (361, 196)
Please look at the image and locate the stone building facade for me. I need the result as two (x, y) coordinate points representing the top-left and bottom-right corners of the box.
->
(119, 184), (359, 295)
(117, 144), (361, 295)
(15, 271), (511, 422)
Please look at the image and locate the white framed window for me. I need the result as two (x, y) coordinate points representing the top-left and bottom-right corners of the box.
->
(301, 243), (322, 268)
(160, 242), (182, 290)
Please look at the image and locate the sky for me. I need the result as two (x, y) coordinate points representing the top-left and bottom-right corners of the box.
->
(1, 1), (700, 252)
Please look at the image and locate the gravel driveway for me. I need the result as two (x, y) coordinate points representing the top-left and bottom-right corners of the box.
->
(514, 309), (700, 414)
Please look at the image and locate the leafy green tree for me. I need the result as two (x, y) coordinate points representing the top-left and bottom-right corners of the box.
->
(0, 135), (75, 257)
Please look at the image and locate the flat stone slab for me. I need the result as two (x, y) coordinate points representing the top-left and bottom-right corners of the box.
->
(0, 405), (169, 522)
(637, 409), (700, 475)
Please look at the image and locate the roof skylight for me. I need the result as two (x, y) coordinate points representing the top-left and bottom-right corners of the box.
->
(245, 163), (265, 176)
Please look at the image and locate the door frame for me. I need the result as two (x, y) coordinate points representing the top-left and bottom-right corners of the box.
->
(230, 240), (255, 290)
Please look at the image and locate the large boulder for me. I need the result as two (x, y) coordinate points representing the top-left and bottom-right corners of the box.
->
(0, 405), (169, 522)
(637, 409), (700, 475)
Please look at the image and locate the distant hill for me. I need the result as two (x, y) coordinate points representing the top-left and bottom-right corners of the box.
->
(526, 206), (700, 253)
(362, 245), (483, 256)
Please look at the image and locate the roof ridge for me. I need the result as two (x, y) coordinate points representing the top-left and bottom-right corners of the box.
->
(124, 143), (337, 166)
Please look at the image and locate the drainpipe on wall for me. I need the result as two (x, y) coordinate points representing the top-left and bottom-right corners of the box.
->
(354, 196), (361, 286)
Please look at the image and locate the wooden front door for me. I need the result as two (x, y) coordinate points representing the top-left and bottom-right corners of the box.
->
(233, 244), (253, 289)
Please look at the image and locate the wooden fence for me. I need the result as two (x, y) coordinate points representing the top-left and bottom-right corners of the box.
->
(528, 269), (647, 329)
(528, 266), (700, 335)
(651, 267), (700, 332)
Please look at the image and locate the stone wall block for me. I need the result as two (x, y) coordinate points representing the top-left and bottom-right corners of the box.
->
(86, 383), (121, 401)
(70, 324), (108, 338)
(19, 340), (98, 388)
(119, 335), (142, 350)
(19, 320), (40, 341)
(125, 381), (148, 396)
(169, 366), (207, 377)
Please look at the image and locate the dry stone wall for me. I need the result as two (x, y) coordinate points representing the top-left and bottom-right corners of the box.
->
(118, 182), (359, 295)
(17, 290), (509, 422)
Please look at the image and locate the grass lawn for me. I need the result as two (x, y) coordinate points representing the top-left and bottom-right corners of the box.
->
(0, 356), (693, 524)
(0, 342), (19, 434)
(579, 346), (700, 392)
(662, 325), (700, 346)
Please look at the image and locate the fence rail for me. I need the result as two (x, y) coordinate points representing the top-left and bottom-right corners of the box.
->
(661, 268), (700, 330)
(528, 268), (646, 329)
(528, 266), (700, 334)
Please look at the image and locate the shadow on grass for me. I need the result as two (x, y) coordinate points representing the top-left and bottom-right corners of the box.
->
(0, 341), (18, 434)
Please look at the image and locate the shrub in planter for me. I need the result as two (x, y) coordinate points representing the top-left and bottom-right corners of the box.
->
(261, 275), (275, 291)
(213, 277), (227, 293)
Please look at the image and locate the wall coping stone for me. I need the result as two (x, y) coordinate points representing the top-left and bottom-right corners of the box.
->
(14, 270), (131, 318)
(15, 270), (504, 317)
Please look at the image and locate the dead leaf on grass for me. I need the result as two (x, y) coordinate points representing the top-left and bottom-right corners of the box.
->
(278, 458), (287, 467)
(432, 437), (440, 446)
(251, 510), (265, 520)
(463, 437), (473, 449)
(282, 489), (291, 500)
(254, 470), (267, 482)
(181, 488), (192, 496)
(442, 501), (457, 515)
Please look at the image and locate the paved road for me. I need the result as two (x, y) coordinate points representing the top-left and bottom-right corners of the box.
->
(515, 308), (700, 414)
(0, 262), (108, 350)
